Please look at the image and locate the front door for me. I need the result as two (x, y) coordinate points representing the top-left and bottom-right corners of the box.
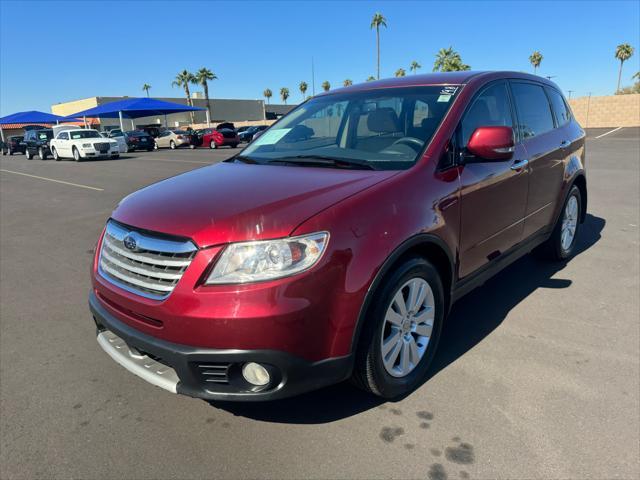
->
(457, 81), (529, 278)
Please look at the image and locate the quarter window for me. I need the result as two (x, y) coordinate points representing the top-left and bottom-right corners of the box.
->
(58, 132), (69, 140)
(546, 88), (571, 126)
(460, 82), (514, 148)
(511, 82), (555, 139)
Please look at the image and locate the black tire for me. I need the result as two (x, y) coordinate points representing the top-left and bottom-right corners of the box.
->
(209, 140), (217, 149)
(38, 147), (47, 160)
(231, 143), (238, 148)
(72, 147), (81, 162)
(351, 257), (445, 399)
(52, 147), (61, 161)
(537, 185), (582, 261)
(25, 148), (32, 160)
(170, 140), (176, 150)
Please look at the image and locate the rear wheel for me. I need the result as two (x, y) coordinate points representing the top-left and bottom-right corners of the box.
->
(352, 257), (444, 399)
(209, 140), (217, 149)
(72, 147), (81, 162)
(538, 185), (582, 261)
(25, 148), (32, 160)
(38, 147), (47, 160)
(231, 143), (238, 148)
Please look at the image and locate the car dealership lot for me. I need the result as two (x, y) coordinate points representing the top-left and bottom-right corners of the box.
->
(1, 130), (638, 479)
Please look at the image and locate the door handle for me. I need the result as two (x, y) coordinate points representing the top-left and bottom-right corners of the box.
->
(510, 159), (529, 171)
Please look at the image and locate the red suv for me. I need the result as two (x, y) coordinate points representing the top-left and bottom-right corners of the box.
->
(90, 71), (586, 401)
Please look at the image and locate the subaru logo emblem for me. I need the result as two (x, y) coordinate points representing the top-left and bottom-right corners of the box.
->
(123, 234), (137, 251)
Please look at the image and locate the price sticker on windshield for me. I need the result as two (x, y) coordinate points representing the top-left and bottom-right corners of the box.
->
(438, 86), (459, 102)
(252, 128), (291, 146)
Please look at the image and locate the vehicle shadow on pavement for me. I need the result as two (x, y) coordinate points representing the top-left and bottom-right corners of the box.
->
(209, 214), (605, 424)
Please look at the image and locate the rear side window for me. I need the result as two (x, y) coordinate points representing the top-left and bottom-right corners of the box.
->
(511, 82), (555, 139)
(546, 88), (571, 126)
(460, 81), (513, 148)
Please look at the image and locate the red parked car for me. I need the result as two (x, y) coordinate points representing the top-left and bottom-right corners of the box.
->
(90, 71), (586, 401)
(195, 123), (240, 149)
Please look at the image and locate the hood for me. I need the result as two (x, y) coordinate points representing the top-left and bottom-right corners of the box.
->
(112, 162), (397, 247)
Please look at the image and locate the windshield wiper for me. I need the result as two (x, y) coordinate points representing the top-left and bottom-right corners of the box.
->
(227, 154), (261, 164)
(267, 155), (376, 170)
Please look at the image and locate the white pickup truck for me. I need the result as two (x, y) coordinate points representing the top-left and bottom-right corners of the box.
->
(50, 128), (119, 161)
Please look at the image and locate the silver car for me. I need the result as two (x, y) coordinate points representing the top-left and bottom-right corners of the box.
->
(154, 130), (192, 149)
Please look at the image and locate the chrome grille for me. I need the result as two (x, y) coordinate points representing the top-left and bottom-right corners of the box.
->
(93, 142), (110, 153)
(98, 220), (197, 300)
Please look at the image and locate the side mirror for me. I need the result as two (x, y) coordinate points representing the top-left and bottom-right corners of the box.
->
(466, 126), (514, 161)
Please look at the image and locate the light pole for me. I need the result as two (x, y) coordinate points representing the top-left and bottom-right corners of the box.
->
(567, 90), (574, 99)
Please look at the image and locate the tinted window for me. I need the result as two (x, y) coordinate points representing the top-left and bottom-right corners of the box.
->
(546, 88), (571, 126)
(511, 82), (555, 139)
(461, 82), (513, 148)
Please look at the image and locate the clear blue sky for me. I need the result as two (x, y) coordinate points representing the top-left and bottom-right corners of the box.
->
(1, 0), (639, 116)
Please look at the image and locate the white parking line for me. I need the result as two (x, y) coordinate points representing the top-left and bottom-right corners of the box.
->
(0, 169), (104, 191)
(595, 127), (623, 139)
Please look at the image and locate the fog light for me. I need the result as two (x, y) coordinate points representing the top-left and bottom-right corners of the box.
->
(242, 362), (270, 386)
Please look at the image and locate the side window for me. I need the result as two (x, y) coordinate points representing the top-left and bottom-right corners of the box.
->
(460, 82), (513, 148)
(546, 88), (571, 127)
(511, 82), (555, 139)
(58, 132), (69, 140)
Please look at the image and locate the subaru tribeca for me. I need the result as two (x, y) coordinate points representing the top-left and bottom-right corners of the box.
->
(90, 71), (586, 401)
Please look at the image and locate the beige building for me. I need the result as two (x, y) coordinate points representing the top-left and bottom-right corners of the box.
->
(51, 96), (294, 130)
(568, 94), (639, 128)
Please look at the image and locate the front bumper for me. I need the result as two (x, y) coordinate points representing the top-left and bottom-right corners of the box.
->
(89, 291), (353, 401)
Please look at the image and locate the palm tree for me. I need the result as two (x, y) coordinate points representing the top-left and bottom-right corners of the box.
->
(172, 69), (196, 123)
(321, 80), (331, 92)
(370, 12), (387, 80)
(280, 87), (290, 104)
(142, 84), (152, 97)
(529, 51), (543, 74)
(195, 68), (217, 121)
(615, 43), (634, 92)
(366, 75), (376, 82)
(263, 88), (273, 104)
(395, 68), (406, 77)
(410, 61), (421, 75)
(299, 81), (308, 100)
(433, 47), (470, 72)
(343, 79), (353, 87)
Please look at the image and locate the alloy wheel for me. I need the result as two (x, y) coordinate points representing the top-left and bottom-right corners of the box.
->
(561, 195), (578, 252)
(380, 278), (434, 377)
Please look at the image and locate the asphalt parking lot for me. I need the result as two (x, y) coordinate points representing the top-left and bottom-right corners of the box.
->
(1, 129), (638, 480)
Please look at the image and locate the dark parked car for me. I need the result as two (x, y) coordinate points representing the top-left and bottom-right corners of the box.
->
(111, 130), (155, 152)
(90, 71), (586, 401)
(23, 129), (54, 160)
(1, 136), (25, 155)
(238, 125), (268, 142)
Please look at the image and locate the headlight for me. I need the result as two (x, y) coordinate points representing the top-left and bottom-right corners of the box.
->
(205, 232), (329, 284)
(82, 143), (92, 148)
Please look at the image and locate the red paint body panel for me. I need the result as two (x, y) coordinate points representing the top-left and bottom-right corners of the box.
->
(91, 71), (586, 371)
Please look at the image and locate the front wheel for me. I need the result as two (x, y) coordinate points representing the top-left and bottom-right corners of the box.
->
(352, 257), (444, 399)
(538, 185), (582, 261)
(154, 142), (158, 150)
(52, 147), (60, 161)
(170, 141), (176, 150)
(189, 144), (195, 149)
(72, 147), (81, 162)
(209, 140), (217, 149)
(25, 148), (32, 160)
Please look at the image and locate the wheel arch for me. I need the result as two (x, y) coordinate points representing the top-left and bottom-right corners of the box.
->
(350, 233), (455, 354)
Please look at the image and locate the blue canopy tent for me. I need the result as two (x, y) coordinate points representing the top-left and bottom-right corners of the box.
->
(66, 97), (206, 131)
(0, 110), (79, 141)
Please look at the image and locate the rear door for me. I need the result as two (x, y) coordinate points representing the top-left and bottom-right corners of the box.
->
(510, 81), (565, 238)
(457, 80), (529, 278)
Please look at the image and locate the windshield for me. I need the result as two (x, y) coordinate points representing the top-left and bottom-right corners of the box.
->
(37, 131), (53, 140)
(241, 86), (459, 170)
(70, 130), (101, 139)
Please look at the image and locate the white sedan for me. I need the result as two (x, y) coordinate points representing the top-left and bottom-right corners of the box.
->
(50, 129), (119, 161)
